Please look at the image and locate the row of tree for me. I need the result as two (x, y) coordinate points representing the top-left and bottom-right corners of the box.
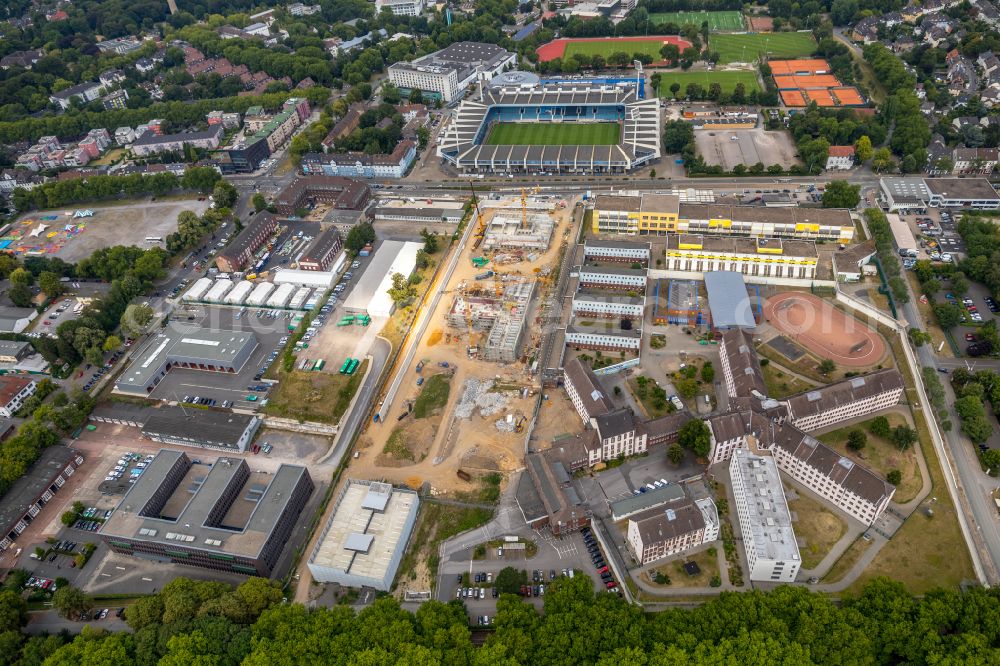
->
(6, 573), (1000, 664)
(864, 208), (910, 305)
(948, 366), (1000, 472)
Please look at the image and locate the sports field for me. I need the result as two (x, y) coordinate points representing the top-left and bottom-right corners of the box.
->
(536, 36), (692, 62)
(708, 32), (817, 63)
(649, 10), (744, 31)
(655, 70), (761, 97)
(486, 122), (620, 145)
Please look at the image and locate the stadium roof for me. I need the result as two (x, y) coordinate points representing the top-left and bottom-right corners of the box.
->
(438, 84), (660, 171)
(704, 271), (756, 329)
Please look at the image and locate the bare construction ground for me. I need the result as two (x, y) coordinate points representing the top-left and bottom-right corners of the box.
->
(694, 128), (800, 170)
(10, 198), (209, 262)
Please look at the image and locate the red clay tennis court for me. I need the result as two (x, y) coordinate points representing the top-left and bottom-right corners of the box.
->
(768, 58), (831, 75)
(763, 292), (886, 367)
(535, 36), (691, 63)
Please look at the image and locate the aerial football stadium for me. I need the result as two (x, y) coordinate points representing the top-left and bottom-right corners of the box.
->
(437, 83), (661, 175)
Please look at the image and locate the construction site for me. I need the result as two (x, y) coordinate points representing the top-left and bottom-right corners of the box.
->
(346, 190), (577, 496)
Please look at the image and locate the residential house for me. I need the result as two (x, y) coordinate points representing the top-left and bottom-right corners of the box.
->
(102, 89), (129, 110)
(99, 69), (126, 87)
(0, 49), (43, 69)
(0, 376), (35, 417)
(826, 145), (855, 170)
(953, 148), (999, 175)
(135, 57), (155, 73)
(49, 81), (105, 110)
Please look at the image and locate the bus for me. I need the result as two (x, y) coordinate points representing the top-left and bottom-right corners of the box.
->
(313, 359), (325, 371)
(339, 358), (352, 374)
(345, 358), (360, 375)
(145, 236), (163, 243)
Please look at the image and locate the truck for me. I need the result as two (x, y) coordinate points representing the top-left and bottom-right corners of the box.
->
(475, 270), (495, 280)
(471, 256), (489, 268)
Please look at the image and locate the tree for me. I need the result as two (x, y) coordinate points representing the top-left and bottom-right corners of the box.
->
(408, 88), (423, 104)
(38, 271), (63, 298)
(420, 228), (439, 254)
(662, 120), (693, 153)
(51, 587), (91, 620)
(854, 135), (873, 162)
(212, 180), (238, 209)
(252, 193), (267, 212)
(381, 83), (401, 104)
(981, 449), (1000, 475)
(870, 415), (891, 438)
(872, 147), (894, 173)
(102, 335), (122, 353)
(822, 181), (861, 209)
(933, 302), (964, 329)
(494, 567), (526, 595)
(700, 361), (714, 383)
(667, 444), (685, 465)
(886, 469), (902, 485)
(677, 419), (711, 458)
(847, 430), (867, 451)
(345, 222), (376, 253)
(61, 510), (77, 526)
(120, 303), (154, 337)
(950, 272), (968, 296)
(818, 359), (836, 375)
(891, 425), (917, 451)
(9, 268), (32, 287)
(387, 272), (416, 306)
(669, 82), (681, 99)
(7, 283), (31, 308)
(181, 166), (221, 193)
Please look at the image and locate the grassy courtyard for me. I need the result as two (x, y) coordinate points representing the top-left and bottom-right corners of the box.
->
(786, 487), (847, 569)
(486, 122), (620, 146)
(655, 70), (761, 97)
(649, 10), (744, 30)
(708, 32), (817, 63)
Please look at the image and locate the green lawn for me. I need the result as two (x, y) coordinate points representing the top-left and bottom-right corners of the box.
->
(649, 10), (744, 31)
(564, 39), (669, 61)
(486, 122), (621, 146)
(413, 373), (451, 418)
(655, 70), (761, 97)
(708, 32), (817, 63)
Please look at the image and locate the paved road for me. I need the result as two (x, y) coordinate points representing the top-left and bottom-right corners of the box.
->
(25, 610), (129, 635)
(320, 335), (390, 466)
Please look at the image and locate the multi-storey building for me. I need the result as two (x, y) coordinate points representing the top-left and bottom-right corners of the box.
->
(273, 176), (371, 216)
(583, 240), (651, 264)
(571, 292), (644, 320)
(563, 357), (614, 427)
(0, 447), (84, 551)
(952, 147), (998, 175)
(626, 496), (711, 565)
(216, 212), (279, 273)
(376, 0), (425, 15)
(825, 145), (855, 170)
(784, 370), (904, 432)
(576, 265), (647, 290)
(0, 377), (36, 418)
(388, 42), (516, 102)
(101, 450), (314, 576)
(50, 81), (105, 110)
(717, 328), (768, 399)
(299, 227), (343, 271)
(565, 326), (641, 351)
(729, 449), (800, 582)
(592, 195), (855, 242)
(300, 140), (416, 179)
(131, 125), (224, 156)
(664, 234), (818, 280)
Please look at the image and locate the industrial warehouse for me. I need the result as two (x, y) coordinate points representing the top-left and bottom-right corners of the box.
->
(437, 84), (661, 175)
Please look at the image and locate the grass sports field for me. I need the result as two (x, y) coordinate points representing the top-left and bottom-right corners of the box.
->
(708, 32), (816, 63)
(655, 70), (761, 96)
(649, 10), (744, 31)
(564, 39), (677, 61)
(486, 122), (621, 145)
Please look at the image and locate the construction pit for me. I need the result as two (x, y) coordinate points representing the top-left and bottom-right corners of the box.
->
(347, 194), (579, 498)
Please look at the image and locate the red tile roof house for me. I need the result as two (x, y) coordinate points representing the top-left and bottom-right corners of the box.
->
(826, 145), (856, 170)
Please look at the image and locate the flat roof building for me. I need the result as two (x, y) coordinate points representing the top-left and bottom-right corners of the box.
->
(307, 480), (419, 590)
(924, 178), (1000, 209)
(729, 449), (800, 583)
(878, 177), (931, 211)
(389, 41), (516, 102)
(0, 447), (84, 551)
(664, 234), (818, 281)
(140, 407), (262, 452)
(102, 450), (314, 577)
(703, 271), (756, 330)
(116, 327), (258, 396)
(0, 340), (32, 363)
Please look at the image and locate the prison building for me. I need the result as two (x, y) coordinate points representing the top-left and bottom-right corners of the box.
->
(565, 325), (641, 352)
(784, 370), (905, 432)
(583, 239), (651, 264)
(729, 449), (800, 583)
(664, 234), (818, 280)
(516, 448), (590, 536)
(101, 450), (314, 576)
(563, 356), (614, 426)
(576, 265), (647, 290)
(717, 328), (767, 399)
(769, 423), (895, 525)
(571, 292), (644, 320)
(626, 496), (710, 565)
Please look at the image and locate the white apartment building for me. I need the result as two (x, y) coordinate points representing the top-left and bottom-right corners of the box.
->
(576, 266), (647, 290)
(376, 0), (425, 15)
(696, 498), (720, 542)
(595, 409), (646, 461)
(729, 449), (800, 583)
(626, 499), (708, 565)
(664, 234), (818, 280)
(770, 425), (894, 525)
(785, 370), (904, 432)
(0, 376), (36, 418)
(565, 326), (642, 351)
(115, 126), (136, 145)
(563, 357), (614, 427)
(583, 240), (651, 264)
(571, 293), (644, 320)
(388, 42), (516, 103)
(717, 328), (767, 399)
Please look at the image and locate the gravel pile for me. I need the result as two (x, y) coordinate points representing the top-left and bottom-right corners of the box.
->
(455, 377), (509, 419)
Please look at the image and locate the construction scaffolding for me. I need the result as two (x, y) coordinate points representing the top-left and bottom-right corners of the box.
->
(482, 214), (554, 252)
(483, 280), (536, 363)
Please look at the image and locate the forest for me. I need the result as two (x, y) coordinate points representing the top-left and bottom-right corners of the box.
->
(0, 574), (996, 664)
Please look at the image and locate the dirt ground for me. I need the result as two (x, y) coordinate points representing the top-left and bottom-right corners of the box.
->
(694, 128), (800, 170)
(10, 198), (209, 262)
(347, 196), (578, 495)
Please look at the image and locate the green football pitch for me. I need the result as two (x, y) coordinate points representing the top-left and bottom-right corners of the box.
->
(708, 32), (817, 64)
(563, 40), (670, 61)
(649, 10), (744, 31)
(655, 70), (761, 97)
(485, 122), (621, 146)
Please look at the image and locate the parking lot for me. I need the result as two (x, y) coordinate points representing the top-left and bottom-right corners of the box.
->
(694, 127), (800, 170)
(902, 209), (966, 262)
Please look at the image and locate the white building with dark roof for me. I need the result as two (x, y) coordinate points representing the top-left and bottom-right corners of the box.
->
(389, 41), (516, 102)
(626, 495), (710, 565)
(785, 370), (905, 432)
